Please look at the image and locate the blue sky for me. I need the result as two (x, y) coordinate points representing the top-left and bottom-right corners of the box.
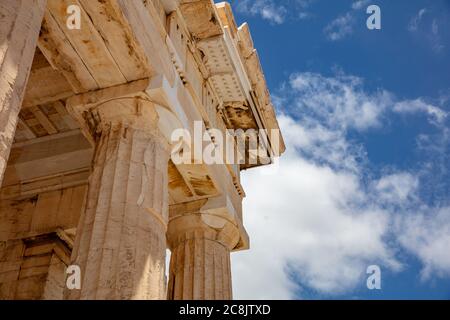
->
(225, 0), (450, 300)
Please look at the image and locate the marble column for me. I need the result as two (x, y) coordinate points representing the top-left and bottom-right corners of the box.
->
(68, 98), (170, 299)
(167, 212), (240, 300)
(0, 0), (46, 186)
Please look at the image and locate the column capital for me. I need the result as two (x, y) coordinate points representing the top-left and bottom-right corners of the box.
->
(167, 211), (240, 251)
(65, 79), (160, 142)
(65, 76), (184, 148)
(85, 97), (160, 133)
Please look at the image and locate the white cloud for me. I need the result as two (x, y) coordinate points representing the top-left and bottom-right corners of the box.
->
(394, 98), (447, 124)
(430, 19), (445, 53)
(233, 116), (400, 299)
(352, 0), (370, 10)
(373, 173), (419, 205)
(236, 0), (314, 24)
(289, 72), (391, 132)
(324, 1), (370, 41)
(296, 0), (315, 8)
(285, 72), (394, 173)
(232, 71), (450, 299)
(408, 9), (445, 53)
(432, 19), (439, 35)
(408, 8), (427, 32)
(236, 0), (287, 24)
(396, 207), (450, 280)
(298, 12), (311, 20)
(324, 13), (354, 41)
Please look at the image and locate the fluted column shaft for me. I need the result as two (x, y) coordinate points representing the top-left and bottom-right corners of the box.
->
(68, 98), (169, 300)
(0, 0), (46, 186)
(167, 213), (240, 300)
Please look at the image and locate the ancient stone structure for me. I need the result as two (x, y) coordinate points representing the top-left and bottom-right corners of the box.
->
(0, 0), (284, 300)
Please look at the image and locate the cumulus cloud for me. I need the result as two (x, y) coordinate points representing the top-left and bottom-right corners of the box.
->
(289, 72), (391, 132)
(373, 173), (419, 205)
(232, 71), (450, 299)
(233, 115), (401, 299)
(284, 72), (394, 173)
(396, 207), (450, 280)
